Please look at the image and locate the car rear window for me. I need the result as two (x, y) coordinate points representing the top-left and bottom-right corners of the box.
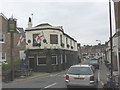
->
(89, 60), (98, 64)
(67, 67), (92, 75)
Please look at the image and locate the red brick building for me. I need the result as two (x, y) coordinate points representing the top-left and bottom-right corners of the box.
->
(0, 13), (26, 62)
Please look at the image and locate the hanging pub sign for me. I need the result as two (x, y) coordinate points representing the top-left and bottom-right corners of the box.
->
(8, 18), (16, 33)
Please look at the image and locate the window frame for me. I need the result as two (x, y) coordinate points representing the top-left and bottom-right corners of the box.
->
(0, 34), (5, 43)
(37, 56), (47, 65)
(2, 52), (6, 61)
(33, 34), (40, 46)
(51, 55), (58, 65)
(50, 34), (58, 44)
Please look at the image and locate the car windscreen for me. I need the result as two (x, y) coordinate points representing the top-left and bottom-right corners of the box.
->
(67, 67), (92, 75)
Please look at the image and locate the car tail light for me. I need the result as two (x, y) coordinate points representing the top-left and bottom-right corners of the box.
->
(66, 75), (69, 80)
(90, 76), (94, 81)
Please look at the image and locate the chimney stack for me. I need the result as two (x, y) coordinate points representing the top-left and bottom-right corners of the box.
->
(28, 17), (32, 28)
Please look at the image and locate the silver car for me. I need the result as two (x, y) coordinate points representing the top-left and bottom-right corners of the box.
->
(65, 64), (98, 88)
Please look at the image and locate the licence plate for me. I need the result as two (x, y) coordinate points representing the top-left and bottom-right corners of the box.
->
(74, 77), (84, 80)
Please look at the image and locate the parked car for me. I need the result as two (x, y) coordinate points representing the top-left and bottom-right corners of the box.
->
(89, 60), (99, 69)
(65, 64), (98, 88)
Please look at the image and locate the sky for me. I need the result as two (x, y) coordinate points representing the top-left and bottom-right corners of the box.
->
(0, 0), (116, 46)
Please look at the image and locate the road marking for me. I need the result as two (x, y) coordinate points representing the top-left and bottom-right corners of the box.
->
(50, 74), (59, 77)
(100, 81), (104, 86)
(98, 70), (100, 81)
(44, 83), (56, 88)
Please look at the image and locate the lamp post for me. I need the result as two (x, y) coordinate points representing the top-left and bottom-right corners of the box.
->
(109, 0), (113, 77)
(96, 40), (102, 58)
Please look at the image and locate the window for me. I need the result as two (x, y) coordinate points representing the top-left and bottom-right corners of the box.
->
(68, 67), (92, 75)
(2, 52), (6, 60)
(0, 34), (5, 43)
(70, 40), (72, 46)
(50, 34), (58, 44)
(37, 56), (46, 65)
(33, 34), (39, 46)
(66, 38), (68, 45)
(61, 55), (63, 64)
(51, 55), (57, 65)
(60, 35), (62, 44)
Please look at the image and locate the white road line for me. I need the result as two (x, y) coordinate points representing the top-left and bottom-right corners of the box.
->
(100, 81), (104, 86)
(44, 83), (56, 88)
(98, 70), (100, 81)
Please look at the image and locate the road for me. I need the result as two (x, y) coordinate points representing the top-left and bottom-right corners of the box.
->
(2, 59), (110, 89)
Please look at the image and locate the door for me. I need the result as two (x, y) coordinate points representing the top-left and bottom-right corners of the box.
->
(29, 57), (34, 69)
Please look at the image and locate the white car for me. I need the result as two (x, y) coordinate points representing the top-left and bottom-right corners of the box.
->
(65, 64), (98, 88)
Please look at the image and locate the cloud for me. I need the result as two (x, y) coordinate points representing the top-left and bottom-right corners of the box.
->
(1, 1), (110, 45)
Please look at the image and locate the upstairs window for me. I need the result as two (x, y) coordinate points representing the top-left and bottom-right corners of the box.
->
(66, 38), (68, 44)
(0, 34), (5, 43)
(50, 34), (58, 44)
(60, 35), (62, 44)
(33, 34), (39, 46)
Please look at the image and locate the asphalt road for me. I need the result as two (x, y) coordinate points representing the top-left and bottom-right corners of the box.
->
(3, 71), (67, 88)
(2, 59), (109, 89)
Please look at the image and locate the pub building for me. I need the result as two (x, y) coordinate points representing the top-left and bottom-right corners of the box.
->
(25, 18), (78, 72)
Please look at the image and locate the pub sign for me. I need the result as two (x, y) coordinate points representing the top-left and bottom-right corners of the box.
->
(8, 18), (16, 33)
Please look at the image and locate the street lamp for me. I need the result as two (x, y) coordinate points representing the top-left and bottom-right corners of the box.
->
(96, 40), (102, 58)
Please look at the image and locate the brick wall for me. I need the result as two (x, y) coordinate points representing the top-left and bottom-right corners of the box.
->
(1, 15), (26, 61)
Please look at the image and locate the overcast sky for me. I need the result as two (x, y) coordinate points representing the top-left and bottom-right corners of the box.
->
(0, 0), (116, 46)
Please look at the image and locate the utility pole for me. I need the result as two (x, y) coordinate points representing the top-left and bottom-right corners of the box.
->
(109, 0), (113, 77)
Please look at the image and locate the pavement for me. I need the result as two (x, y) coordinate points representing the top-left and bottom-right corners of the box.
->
(98, 62), (110, 88)
(2, 72), (50, 86)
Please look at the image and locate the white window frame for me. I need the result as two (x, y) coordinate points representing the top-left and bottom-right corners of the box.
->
(37, 56), (47, 66)
(51, 55), (58, 65)
(2, 52), (6, 61)
(0, 34), (5, 43)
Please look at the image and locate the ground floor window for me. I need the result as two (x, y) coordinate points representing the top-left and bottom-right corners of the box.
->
(65, 55), (67, 63)
(61, 55), (63, 64)
(51, 55), (57, 65)
(37, 56), (46, 65)
(2, 52), (6, 61)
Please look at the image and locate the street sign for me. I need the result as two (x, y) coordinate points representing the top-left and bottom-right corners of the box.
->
(8, 18), (16, 33)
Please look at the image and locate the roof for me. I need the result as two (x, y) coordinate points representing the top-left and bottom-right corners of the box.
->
(26, 23), (77, 42)
(0, 13), (8, 20)
(71, 64), (91, 68)
(17, 27), (25, 38)
(35, 23), (52, 27)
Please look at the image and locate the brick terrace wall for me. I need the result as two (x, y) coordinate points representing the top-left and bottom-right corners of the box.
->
(1, 16), (26, 61)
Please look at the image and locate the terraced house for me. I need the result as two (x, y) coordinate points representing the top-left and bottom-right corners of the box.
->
(25, 18), (78, 72)
(0, 13), (26, 62)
